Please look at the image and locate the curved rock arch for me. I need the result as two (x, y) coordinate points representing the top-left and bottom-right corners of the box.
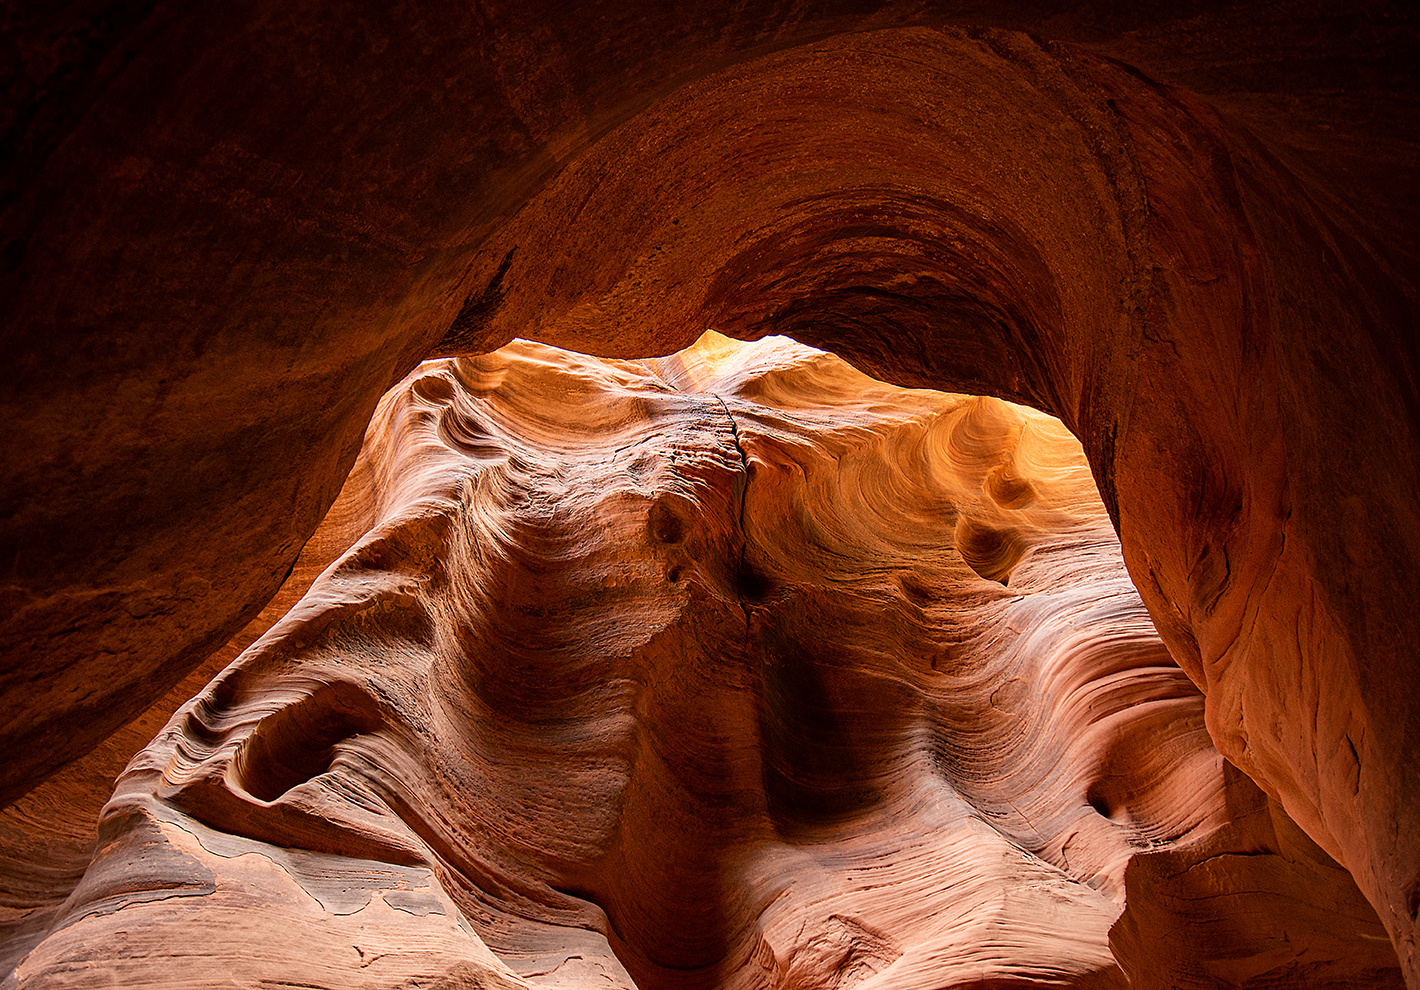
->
(437, 25), (1420, 974)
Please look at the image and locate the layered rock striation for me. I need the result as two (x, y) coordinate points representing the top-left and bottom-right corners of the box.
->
(4, 336), (1398, 989)
(2, 4), (1417, 985)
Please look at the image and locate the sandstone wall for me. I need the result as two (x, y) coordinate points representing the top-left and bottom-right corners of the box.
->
(2, 3), (1416, 985)
(6, 336), (1400, 988)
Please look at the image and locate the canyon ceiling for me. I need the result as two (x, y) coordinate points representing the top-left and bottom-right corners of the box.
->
(1, 1), (1418, 988)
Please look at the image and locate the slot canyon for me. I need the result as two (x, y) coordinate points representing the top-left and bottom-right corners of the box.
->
(1, 3), (1417, 988)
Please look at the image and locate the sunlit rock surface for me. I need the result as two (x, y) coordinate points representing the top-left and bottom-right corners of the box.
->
(4, 335), (1398, 989)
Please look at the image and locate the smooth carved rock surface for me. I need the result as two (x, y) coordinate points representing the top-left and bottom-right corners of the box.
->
(442, 28), (1420, 980)
(2, 6), (1418, 985)
(4, 335), (1399, 989)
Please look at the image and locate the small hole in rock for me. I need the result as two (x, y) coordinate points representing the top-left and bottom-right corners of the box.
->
(649, 499), (686, 544)
(1086, 782), (1118, 821)
(736, 557), (774, 603)
(234, 681), (383, 802)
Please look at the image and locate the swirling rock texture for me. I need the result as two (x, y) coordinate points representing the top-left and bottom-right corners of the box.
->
(3, 334), (1403, 988)
(2, 1), (1418, 987)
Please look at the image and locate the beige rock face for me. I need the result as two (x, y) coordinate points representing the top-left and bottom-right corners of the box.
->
(3, 336), (1399, 989)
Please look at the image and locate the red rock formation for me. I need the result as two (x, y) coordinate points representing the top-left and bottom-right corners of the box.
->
(439, 27), (1420, 977)
(2, 2), (1418, 987)
(3, 336), (1400, 988)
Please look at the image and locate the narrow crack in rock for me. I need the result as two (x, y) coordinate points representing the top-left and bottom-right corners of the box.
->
(713, 394), (754, 648)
